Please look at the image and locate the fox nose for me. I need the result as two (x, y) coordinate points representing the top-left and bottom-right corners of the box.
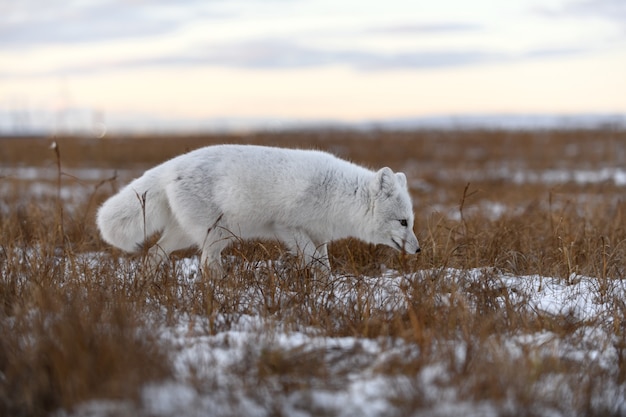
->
(415, 247), (421, 254)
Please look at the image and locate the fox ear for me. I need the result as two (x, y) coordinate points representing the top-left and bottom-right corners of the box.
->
(395, 172), (407, 188)
(372, 167), (396, 197)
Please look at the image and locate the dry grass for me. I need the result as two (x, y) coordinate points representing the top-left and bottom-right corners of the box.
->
(1, 128), (625, 416)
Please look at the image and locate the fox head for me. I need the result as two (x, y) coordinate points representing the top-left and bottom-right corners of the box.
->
(368, 167), (420, 254)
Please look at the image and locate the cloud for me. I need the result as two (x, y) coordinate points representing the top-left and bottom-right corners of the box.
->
(115, 40), (500, 71)
(567, 0), (626, 20)
(538, 0), (626, 29)
(522, 46), (591, 59)
(126, 39), (592, 71)
(0, 0), (211, 47)
(368, 22), (482, 35)
(0, 38), (594, 79)
(0, 0), (598, 78)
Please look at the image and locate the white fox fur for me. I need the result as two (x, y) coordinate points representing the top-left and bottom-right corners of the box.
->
(96, 144), (420, 273)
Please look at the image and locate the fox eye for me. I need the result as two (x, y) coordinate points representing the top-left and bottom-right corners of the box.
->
(399, 219), (408, 227)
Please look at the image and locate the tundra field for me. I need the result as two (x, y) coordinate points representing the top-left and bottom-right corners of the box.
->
(1, 129), (626, 416)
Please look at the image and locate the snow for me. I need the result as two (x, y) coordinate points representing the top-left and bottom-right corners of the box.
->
(0, 166), (136, 214)
(54, 261), (626, 416)
(466, 166), (626, 187)
(425, 166), (626, 196)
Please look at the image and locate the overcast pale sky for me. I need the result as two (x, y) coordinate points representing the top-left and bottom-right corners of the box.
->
(1, 0), (625, 132)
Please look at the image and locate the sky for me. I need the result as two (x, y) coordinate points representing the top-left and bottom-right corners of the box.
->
(0, 0), (625, 133)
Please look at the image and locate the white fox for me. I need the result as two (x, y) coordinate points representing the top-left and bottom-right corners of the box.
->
(96, 144), (420, 274)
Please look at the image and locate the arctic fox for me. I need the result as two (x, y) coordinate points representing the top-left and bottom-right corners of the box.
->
(96, 144), (420, 274)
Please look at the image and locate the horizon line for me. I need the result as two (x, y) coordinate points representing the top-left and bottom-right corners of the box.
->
(1, 112), (625, 137)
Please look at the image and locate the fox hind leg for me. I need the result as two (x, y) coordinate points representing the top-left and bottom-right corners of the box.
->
(147, 219), (196, 270)
(199, 222), (232, 278)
